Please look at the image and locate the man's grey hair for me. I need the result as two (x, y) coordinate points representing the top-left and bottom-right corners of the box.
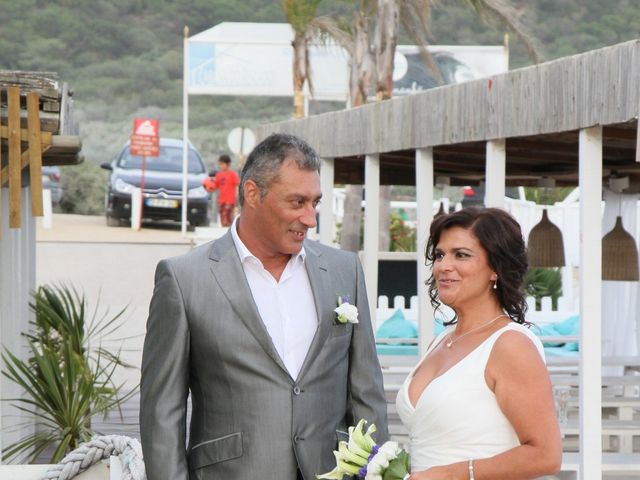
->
(238, 133), (321, 206)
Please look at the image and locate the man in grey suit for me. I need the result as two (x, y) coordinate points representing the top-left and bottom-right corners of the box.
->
(140, 133), (388, 480)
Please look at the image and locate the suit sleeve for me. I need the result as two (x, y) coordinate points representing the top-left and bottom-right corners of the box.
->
(140, 260), (190, 480)
(347, 254), (389, 441)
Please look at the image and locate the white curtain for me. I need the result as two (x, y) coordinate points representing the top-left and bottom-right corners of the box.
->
(601, 188), (640, 361)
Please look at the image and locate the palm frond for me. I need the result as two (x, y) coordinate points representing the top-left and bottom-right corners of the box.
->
(461, 0), (542, 63)
(2, 283), (137, 462)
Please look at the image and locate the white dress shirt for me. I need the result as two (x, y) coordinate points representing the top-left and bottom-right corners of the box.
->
(231, 218), (318, 380)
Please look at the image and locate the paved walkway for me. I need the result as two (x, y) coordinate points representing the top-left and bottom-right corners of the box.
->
(36, 214), (216, 244)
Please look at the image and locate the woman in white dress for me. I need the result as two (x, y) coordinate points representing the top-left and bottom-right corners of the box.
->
(397, 207), (562, 479)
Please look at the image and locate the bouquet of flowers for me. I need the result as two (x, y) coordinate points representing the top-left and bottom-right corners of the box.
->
(317, 419), (410, 480)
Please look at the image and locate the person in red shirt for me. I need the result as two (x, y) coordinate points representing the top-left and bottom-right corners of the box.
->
(202, 154), (240, 227)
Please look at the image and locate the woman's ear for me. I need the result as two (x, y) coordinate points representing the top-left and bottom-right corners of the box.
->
(490, 272), (498, 282)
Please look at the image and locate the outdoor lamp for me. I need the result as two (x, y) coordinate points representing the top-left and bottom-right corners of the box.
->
(527, 209), (566, 267)
(527, 177), (566, 268)
(602, 216), (639, 281)
(602, 175), (639, 281)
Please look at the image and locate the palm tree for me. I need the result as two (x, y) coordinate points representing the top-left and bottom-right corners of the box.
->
(285, 1), (542, 249)
(346, 0), (542, 250)
(281, 0), (324, 118)
(374, 0), (542, 100)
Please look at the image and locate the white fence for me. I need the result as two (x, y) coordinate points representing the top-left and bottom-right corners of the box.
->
(375, 294), (577, 332)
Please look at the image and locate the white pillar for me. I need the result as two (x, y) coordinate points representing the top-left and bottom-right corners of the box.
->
(578, 125), (603, 480)
(485, 139), (506, 208)
(416, 148), (435, 356)
(363, 154), (380, 325)
(319, 157), (335, 246)
(131, 188), (142, 231)
(42, 189), (53, 229)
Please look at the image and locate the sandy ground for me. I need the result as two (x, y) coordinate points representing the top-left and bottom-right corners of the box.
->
(36, 214), (227, 390)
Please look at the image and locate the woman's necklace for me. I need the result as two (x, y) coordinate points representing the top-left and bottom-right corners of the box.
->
(445, 314), (507, 349)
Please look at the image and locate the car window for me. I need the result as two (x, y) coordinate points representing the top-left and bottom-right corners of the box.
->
(117, 146), (205, 174)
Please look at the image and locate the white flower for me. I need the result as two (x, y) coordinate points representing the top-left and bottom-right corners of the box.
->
(335, 302), (359, 324)
(364, 442), (402, 480)
(377, 441), (402, 460)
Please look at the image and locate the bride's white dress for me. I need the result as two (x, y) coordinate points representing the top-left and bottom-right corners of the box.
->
(396, 322), (545, 472)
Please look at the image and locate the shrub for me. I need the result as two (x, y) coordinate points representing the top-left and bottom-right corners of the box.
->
(1, 284), (135, 463)
(58, 162), (107, 215)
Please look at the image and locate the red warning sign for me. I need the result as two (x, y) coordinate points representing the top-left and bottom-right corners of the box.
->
(130, 118), (160, 157)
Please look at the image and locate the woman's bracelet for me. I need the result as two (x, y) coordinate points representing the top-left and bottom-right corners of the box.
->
(468, 458), (475, 480)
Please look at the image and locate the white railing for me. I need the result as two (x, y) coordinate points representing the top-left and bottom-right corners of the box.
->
(375, 294), (577, 332)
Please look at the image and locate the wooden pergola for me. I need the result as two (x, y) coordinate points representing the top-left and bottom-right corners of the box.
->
(257, 39), (640, 479)
(0, 71), (81, 457)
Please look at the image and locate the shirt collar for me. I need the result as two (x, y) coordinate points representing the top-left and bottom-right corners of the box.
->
(231, 216), (306, 266)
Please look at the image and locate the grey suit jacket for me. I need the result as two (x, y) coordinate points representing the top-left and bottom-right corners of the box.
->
(140, 231), (388, 480)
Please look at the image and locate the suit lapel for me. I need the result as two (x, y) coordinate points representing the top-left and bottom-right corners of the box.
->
(298, 240), (335, 380)
(208, 232), (290, 377)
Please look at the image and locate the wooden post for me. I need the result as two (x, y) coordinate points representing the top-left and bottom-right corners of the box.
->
(578, 126), (603, 480)
(319, 157), (335, 246)
(485, 139), (506, 208)
(363, 154), (380, 324)
(8, 87), (21, 228)
(27, 92), (44, 216)
(416, 148), (435, 356)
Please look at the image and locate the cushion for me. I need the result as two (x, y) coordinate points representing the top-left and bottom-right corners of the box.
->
(376, 309), (418, 339)
(532, 315), (579, 350)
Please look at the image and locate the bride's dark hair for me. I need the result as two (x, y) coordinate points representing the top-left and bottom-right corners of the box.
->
(425, 206), (529, 325)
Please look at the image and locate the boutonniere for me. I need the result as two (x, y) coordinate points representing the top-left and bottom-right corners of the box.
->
(335, 295), (359, 325)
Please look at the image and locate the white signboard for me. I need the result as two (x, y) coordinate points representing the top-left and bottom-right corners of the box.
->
(188, 22), (508, 101)
(227, 127), (256, 155)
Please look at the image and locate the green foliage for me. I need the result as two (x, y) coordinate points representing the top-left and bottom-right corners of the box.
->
(524, 187), (575, 206)
(1, 0), (637, 214)
(389, 213), (417, 252)
(1, 284), (135, 463)
(384, 449), (410, 480)
(524, 267), (562, 310)
(58, 162), (107, 215)
(282, 0), (324, 32)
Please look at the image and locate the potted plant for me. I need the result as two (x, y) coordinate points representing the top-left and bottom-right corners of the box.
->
(2, 284), (137, 463)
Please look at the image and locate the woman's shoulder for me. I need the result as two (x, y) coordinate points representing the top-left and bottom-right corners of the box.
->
(492, 322), (545, 363)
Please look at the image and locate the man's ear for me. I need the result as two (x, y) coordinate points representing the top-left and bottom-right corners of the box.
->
(243, 180), (260, 208)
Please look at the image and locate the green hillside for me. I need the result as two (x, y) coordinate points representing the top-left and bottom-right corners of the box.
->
(2, 0), (639, 213)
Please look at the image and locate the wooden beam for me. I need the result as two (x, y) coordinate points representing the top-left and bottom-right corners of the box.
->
(0, 145), (51, 187)
(604, 125), (638, 141)
(0, 107), (59, 133)
(0, 125), (52, 144)
(27, 92), (44, 216)
(8, 87), (21, 228)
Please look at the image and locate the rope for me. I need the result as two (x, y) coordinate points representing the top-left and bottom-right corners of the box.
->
(43, 435), (146, 480)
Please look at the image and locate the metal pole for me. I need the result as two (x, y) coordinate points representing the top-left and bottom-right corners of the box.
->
(181, 26), (190, 236)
